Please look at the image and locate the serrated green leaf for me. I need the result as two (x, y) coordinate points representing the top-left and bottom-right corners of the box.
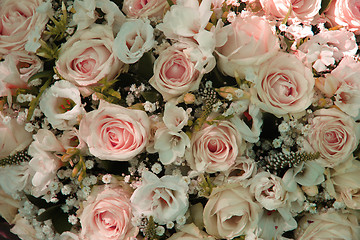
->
(107, 89), (122, 100)
(320, 0), (332, 14)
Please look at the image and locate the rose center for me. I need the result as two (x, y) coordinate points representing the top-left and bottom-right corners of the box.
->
(166, 62), (186, 81)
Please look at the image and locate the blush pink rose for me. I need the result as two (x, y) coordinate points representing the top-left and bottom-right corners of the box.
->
(122, 0), (168, 18)
(307, 108), (359, 168)
(0, 51), (43, 97)
(0, 116), (33, 159)
(79, 100), (150, 161)
(215, 15), (279, 79)
(185, 121), (245, 173)
(250, 52), (315, 116)
(326, 0), (360, 34)
(203, 183), (262, 239)
(0, 0), (48, 56)
(79, 184), (138, 240)
(260, 0), (322, 23)
(149, 44), (201, 101)
(56, 25), (123, 97)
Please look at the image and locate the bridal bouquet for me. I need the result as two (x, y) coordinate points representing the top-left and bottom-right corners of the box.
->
(1, 0), (360, 239)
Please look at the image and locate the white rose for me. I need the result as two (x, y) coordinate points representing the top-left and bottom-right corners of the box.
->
(113, 19), (155, 64)
(130, 171), (189, 224)
(39, 80), (85, 130)
(203, 183), (262, 239)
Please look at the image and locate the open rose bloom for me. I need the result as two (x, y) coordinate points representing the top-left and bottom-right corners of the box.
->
(3, 0), (360, 240)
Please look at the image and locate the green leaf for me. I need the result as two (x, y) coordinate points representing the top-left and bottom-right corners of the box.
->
(320, 0), (332, 14)
(52, 209), (72, 234)
(27, 78), (52, 121)
(141, 91), (161, 103)
(26, 194), (53, 209)
(28, 70), (53, 84)
(137, 52), (154, 80)
(36, 205), (61, 222)
(167, 0), (174, 7)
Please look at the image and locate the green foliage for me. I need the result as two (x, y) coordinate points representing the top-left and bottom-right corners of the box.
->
(320, 0), (333, 14)
(36, 204), (72, 234)
(0, 149), (32, 167)
(92, 78), (122, 104)
(145, 216), (159, 240)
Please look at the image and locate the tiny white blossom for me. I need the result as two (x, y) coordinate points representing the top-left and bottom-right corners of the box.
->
(151, 163), (162, 174)
(68, 215), (78, 225)
(61, 185), (72, 195)
(85, 160), (95, 169)
(25, 123), (35, 132)
(155, 226), (165, 236)
(144, 101), (156, 112)
(176, 215), (186, 226)
(278, 122), (290, 133)
(102, 174), (112, 184)
(166, 221), (174, 229)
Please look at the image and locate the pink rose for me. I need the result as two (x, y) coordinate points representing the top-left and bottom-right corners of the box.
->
(0, 51), (43, 97)
(0, 0), (48, 56)
(203, 183), (262, 239)
(122, 0), (168, 18)
(149, 44), (201, 101)
(260, 0), (322, 23)
(326, 0), (360, 34)
(294, 211), (360, 239)
(79, 184), (138, 240)
(56, 25), (122, 96)
(185, 121), (245, 173)
(79, 100), (150, 161)
(215, 15), (279, 79)
(0, 116), (33, 159)
(307, 108), (359, 168)
(250, 52), (315, 116)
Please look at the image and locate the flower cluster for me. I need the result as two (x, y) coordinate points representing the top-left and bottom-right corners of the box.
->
(1, 0), (360, 239)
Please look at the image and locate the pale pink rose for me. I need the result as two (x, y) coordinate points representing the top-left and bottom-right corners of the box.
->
(260, 0), (322, 23)
(0, 115), (33, 159)
(325, 157), (360, 209)
(330, 56), (360, 119)
(221, 156), (257, 185)
(79, 184), (138, 240)
(149, 44), (201, 101)
(0, 51), (43, 97)
(79, 100), (150, 161)
(326, 0), (360, 34)
(294, 211), (360, 239)
(315, 75), (341, 98)
(249, 172), (288, 211)
(250, 52), (314, 116)
(307, 108), (359, 168)
(203, 183), (262, 239)
(185, 121), (245, 173)
(0, 0), (48, 56)
(122, 0), (168, 18)
(168, 223), (215, 240)
(56, 25), (122, 97)
(215, 15), (279, 79)
(130, 171), (189, 224)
